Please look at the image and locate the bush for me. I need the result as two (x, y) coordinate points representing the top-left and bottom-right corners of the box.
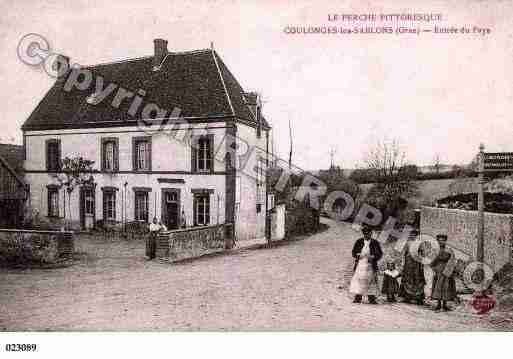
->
(0, 233), (59, 266)
(285, 202), (320, 236)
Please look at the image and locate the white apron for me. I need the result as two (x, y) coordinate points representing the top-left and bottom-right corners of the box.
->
(349, 240), (379, 296)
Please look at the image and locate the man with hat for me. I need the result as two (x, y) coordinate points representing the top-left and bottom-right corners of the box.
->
(349, 224), (383, 304)
(431, 234), (457, 311)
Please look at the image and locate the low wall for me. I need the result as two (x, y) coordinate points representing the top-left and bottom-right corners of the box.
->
(0, 229), (74, 267)
(156, 223), (233, 263)
(420, 206), (512, 271)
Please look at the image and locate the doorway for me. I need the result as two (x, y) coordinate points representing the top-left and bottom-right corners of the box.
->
(80, 186), (96, 230)
(161, 189), (180, 230)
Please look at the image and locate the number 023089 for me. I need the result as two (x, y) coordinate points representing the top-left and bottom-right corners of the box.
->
(5, 344), (38, 352)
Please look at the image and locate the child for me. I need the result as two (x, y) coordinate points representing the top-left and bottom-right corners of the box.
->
(382, 262), (401, 303)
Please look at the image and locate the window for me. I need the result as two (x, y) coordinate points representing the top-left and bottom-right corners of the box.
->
(256, 106), (262, 139)
(47, 187), (59, 217)
(101, 138), (119, 171)
(194, 194), (210, 226)
(84, 188), (94, 215)
(133, 137), (152, 171)
(102, 190), (117, 221)
(134, 191), (149, 222)
(192, 135), (213, 172)
(46, 139), (61, 171)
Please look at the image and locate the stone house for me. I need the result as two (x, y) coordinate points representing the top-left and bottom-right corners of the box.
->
(21, 39), (271, 241)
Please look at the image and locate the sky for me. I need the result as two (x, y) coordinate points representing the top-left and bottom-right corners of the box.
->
(0, 0), (512, 170)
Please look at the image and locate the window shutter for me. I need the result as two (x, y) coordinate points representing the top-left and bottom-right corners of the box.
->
(47, 188), (51, 216)
(132, 138), (137, 171)
(45, 140), (50, 171)
(56, 139), (62, 171)
(147, 138), (152, 171)
(191, 138), (197, 172)
(100, 140), (105, 171)
(208, 134), (214, 172)
(79, 188), (85, 228)
(102, 192), (107, 221)
(114, 140), (119, 171)
(113, 191), (117, 220)
(205, 195), (210, 225)
(92, 188), (96, 223)
(193, 195), (197, 226)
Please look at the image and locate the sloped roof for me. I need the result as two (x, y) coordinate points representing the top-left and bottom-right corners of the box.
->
(0, 144), (24, 174)
(22, 49), (270, 131)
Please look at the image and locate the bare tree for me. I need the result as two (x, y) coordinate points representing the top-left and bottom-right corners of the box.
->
(433, 153), (442, 174)
(51, 156), (95, 229)
(364, 139), (418, 221)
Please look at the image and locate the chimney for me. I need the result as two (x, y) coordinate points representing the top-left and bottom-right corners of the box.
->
(153, 38), (168, 69)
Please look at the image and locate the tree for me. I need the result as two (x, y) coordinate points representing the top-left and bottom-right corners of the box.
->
(433, 153), (442, 174)
(51, 156), (95, 229)
(348, 168), (378, 184)
(364, 139), (418, 221)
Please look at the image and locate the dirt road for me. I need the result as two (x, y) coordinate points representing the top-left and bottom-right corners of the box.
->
(0, 218), (505, 331)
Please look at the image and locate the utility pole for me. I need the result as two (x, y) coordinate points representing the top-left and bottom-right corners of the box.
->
(288, 118), (293, 169)
(477, 143), (485, 263)
(329, 147), (337, 170)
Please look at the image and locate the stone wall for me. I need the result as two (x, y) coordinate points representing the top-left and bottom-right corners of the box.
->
(156, 223), (233, 262)
(420, 206), (512, 271)
(0, 229), (74, 267)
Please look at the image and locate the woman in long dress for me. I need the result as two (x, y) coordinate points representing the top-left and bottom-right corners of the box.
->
(431, 234), (457, 311)
(398, 229), (426, 305)
(349, 225), (383, 304)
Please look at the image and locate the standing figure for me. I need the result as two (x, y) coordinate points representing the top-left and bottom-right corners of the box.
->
(159, 220), (168, 232)
(382, 261), (401, 303)
(146, 217), (161, 260)
(399, 229), (426, 305)
(349, 224), (383, 304)
(431, 234), (457, 311)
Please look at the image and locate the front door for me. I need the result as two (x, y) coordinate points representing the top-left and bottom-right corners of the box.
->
(80, 186), (96, 230)
(162, 189), (180, 230)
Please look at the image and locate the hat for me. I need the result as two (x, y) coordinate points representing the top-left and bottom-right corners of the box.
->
(361, 224), (372, 233)
(436, 234), (448, 242)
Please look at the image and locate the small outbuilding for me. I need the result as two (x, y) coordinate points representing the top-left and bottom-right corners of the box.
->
(0, 144), (28, 228)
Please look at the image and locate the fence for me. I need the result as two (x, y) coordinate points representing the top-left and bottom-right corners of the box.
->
(156, 223), (234, 263)
(420, 206), (512, 271)
(0, 229), (74, 267)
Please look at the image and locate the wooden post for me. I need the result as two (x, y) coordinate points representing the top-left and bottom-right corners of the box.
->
(477, 143), (485, 263)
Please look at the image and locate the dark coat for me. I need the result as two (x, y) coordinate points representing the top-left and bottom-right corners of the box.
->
(431, 250), (457, 301)
(351, 237), (383, 272)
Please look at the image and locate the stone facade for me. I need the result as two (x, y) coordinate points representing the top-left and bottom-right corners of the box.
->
(420, 206), (512, 271)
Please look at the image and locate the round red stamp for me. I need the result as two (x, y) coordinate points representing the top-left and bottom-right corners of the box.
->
(471, 292), (496, 315)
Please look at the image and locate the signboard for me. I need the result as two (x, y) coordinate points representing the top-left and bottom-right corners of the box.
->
(483, 152), (513, 171)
